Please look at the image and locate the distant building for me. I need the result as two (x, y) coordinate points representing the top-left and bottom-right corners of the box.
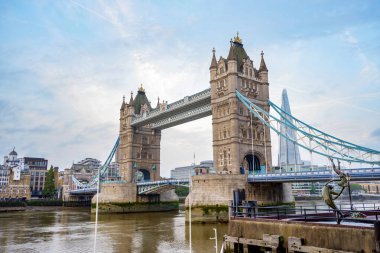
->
(77, 158), (101, 170)
(278, 89), (302, 167)
(106, 162), (121, 181)
(358, 182), (380, 194)
(62, 158), (101, 201)
(0, 148), (31, 200)
(22, 157), (48, 197)
(0, 165), (10, 186)
(170, 160), (215, 179)
(3, 148), (21, 167)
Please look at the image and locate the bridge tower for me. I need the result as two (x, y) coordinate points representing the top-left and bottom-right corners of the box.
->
(210, 33), (272, 175)
(118, 85), (161, 183)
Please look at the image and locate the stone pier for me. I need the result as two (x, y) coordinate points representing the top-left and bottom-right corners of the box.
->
(185, 174), (293, 223)
(91, 182), (179, 213)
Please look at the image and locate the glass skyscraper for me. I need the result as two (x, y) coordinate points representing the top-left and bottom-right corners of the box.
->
(278, 89), (302, 166)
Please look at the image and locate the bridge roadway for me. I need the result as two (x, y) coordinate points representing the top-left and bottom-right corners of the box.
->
(248, 167), (380, 183)
(69, 179), (190, 195)
(69, 167), (380, 195)
(131, 88), (211, 129)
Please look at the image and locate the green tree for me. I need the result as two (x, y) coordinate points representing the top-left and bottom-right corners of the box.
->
(310, 183), (317, 194)
(348, 183), (363, 193)
(43, 165), (56, 198)
(175, 186), (189, 197)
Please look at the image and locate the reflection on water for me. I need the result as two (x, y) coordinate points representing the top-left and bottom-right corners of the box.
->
(0, 208), (227, 253)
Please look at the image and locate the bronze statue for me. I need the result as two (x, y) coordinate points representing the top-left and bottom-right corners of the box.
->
(321, 158), (349, 224)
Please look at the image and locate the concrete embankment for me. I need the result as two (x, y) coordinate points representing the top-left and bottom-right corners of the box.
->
(226, 218), (377, 252)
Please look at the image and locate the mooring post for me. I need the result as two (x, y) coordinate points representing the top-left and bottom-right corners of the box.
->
(375, 221), (380, 253)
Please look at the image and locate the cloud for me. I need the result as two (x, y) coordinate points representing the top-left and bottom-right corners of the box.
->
(1, 1), (380, 175)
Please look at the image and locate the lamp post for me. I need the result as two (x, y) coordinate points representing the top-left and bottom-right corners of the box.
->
(210, 228), (218, 253)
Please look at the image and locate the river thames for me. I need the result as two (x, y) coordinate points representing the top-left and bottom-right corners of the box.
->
(0, 207), (227, 253)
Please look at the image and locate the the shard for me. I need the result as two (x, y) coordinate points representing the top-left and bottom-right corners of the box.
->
(278, 89), (302, 166)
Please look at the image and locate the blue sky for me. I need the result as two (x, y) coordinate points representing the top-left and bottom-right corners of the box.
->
(1, 0), (379, 176)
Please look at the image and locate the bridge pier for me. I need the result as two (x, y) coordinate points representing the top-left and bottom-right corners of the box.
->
(91, 182), (179, 213)
(186, 174), (294, 223)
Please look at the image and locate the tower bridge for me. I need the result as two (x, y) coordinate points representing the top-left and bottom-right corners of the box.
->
(64, 34), (380, 218)
(131, 88), (211, 129)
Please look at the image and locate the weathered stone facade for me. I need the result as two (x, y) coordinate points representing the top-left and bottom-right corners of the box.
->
(0, 168), (31, 200)
(210, 34), (272, 175)
(118, 87), (161, 183)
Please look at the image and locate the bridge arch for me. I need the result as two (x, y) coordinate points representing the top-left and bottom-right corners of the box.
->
(242, 151), (265, 174)
(135, 169), (151, 182)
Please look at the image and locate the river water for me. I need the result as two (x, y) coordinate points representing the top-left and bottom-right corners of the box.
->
(0, 208), (228, 253)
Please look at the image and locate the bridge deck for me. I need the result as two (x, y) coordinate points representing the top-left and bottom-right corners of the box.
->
(248, 167), (380, 183)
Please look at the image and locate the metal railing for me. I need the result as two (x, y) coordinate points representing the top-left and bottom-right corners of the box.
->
(229, 202), (380, 224)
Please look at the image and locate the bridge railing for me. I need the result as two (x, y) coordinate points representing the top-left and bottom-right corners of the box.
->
(229, 201), (380, 224)
(132, 88), (211, 125)
(137, 179), (189, 186)
(247, 167), (380, 182)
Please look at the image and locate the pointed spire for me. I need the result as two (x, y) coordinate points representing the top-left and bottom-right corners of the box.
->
(227, 44), (236, 61)
(129, 91), (134, 105)
(209, 48), (217, 69)
(156, 96), (160, 108)
(259, 50), (268, 72)
(120, 95), (126, 110)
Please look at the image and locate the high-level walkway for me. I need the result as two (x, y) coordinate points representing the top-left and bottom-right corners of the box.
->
(131, 88), (211, 129)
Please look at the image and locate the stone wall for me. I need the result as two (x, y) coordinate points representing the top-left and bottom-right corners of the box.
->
(186, 174), (293, 207)
(185, 174), (293, 223)
(92, 182), (137, 204)
(0, 170), (31, 200)
(228, 219), (376, 252)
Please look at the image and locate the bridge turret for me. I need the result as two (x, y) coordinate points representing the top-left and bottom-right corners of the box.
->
(118, 86), (161, 183)
(258, 51), (268, 83)
(209, 48), (217, 80)
(210, 33), (272, 175)
(227, 40), (238, 74)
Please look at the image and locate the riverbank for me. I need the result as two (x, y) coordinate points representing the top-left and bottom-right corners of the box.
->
(0, 205), (90, 212)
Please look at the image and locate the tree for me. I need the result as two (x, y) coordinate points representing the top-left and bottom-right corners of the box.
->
(43, 165), (56, 198)
(348, 183), (363, 193)
(175, 186), (189, 197)
(310, 183), (317, 195)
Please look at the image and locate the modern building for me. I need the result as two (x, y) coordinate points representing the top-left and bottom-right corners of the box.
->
(22, 157), (48, 197)
(278, 89), (302, 167)
(77, 157), (101, 170)
(170, 160), (215, 179)
(0, 165), (10, 186)
(275, 90), (332, 196)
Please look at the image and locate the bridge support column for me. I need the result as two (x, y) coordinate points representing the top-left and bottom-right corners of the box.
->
(186, 174), (293, 223)
(91, 182), (179, 213)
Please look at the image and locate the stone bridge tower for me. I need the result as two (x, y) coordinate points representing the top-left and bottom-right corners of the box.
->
(118, 85), (161, 183)
(210, 34), (272, 175)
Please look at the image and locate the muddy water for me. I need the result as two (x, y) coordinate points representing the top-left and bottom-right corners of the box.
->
(0, 208), (227, 253)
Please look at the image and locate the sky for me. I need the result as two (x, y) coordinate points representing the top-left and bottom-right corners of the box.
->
(1, 0), (380, 177)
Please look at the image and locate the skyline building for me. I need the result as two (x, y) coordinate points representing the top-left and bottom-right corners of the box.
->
(278, 89), (302, 167)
